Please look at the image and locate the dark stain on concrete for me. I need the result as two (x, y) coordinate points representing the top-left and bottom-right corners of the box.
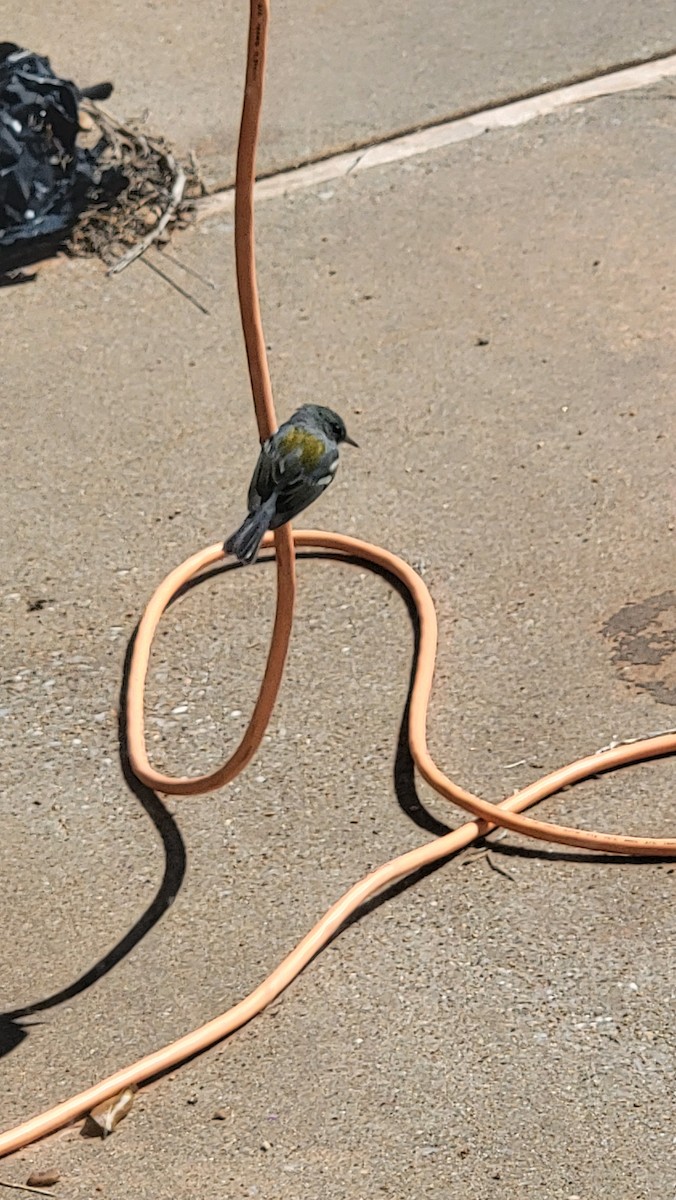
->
(602, 590), (676, 706)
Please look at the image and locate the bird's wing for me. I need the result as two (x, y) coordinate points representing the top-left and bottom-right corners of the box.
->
(247, 424), (309, 508)
(248, 425), (338, 520)
(247, 437), (278, 509)
(272, 443), (339, 525)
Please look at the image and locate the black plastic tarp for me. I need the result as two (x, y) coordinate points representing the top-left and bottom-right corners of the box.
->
(0, 42), (112, 258)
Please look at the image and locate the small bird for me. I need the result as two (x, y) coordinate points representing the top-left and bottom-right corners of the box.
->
(224, 403), (358, 564)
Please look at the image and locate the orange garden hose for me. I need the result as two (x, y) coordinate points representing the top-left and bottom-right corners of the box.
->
(2, 0), (674, 1160)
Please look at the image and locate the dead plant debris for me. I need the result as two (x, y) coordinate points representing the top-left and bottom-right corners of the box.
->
(67, 103), (204, 270)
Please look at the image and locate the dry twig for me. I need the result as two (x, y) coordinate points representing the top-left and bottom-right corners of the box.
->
(108, 160), (186, 273)
(0, 1181), (59, 1198)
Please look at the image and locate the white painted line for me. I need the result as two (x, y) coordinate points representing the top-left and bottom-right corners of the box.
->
(195, 53), (676, 218)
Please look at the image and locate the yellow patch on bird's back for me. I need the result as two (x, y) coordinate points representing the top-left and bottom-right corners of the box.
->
(279, 427), (325, 469)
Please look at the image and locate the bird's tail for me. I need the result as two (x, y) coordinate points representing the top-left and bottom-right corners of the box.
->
(224, 500), (275, 565)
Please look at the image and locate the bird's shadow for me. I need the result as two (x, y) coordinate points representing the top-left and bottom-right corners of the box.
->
(2, 549), (671, 1062)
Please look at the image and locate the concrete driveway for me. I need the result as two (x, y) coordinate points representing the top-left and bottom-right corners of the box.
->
(1, 5), (675, 1198)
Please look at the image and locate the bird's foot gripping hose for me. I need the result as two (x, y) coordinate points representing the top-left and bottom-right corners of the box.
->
(1, 0), (674, 1161)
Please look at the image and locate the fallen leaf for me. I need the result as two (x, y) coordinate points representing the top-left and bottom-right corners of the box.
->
(26, 1172), (60, 1188)
(87, 1085), (137, 1137)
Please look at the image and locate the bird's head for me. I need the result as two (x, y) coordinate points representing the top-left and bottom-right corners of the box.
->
(296, 404), (359, 447)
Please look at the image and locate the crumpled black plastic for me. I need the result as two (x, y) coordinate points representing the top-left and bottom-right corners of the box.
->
(0, 42), (113, 260)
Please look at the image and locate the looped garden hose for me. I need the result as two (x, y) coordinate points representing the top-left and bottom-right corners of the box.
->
(1, 0), (673, 1159)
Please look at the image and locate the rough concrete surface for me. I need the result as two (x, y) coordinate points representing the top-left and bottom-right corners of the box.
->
(3, 1), (676, 182)
(1, 45), (675, 1200)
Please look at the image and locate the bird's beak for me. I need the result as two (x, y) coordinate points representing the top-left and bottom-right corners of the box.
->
(344, 434), (359, 448)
